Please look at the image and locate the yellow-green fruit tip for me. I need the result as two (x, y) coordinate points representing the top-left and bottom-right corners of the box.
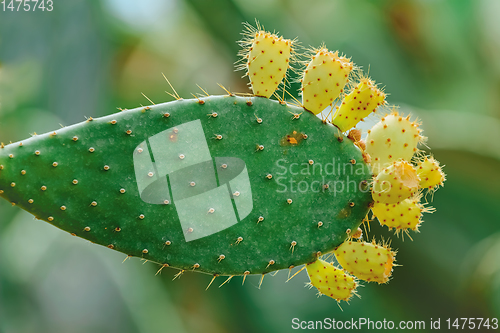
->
(332, 77), (386, 132)
(371, 194), (435, 235)
(301, 48), (353, 114)
(238, 27), (293, 98)
(366, 111), (425, 175)
(372, 160), (420, 204)
(334, 239), (396, 284)
(416, 156), (446, 192)
(305, 258), (358, 302)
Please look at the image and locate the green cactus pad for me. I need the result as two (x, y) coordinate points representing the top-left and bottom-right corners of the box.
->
(0, 95), (372, 276)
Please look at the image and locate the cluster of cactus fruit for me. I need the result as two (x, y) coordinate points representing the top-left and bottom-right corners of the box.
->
(0, 22), (445, 303)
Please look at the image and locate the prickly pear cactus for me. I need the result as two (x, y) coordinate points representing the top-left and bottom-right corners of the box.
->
(0, 22), (446, 303)
(0, 96), (371, 276)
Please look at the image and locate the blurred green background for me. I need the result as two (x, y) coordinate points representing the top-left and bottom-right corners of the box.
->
(1, 0), (500, 332)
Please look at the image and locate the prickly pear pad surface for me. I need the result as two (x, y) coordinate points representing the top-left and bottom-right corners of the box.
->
(0, 96), (372, 275)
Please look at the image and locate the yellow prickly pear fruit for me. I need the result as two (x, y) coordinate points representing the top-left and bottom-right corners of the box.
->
(305, 258), (357, 302)
(332, 78), (386, 132)
(372, 160), (420, 204)
(365, 112), (425, 175)
(416, 156), (446, 190)
(301, 48), (353, 114)
(334, 240), (396, 284)
(238, 26), (293, 98)
(372, 195), (431, 232)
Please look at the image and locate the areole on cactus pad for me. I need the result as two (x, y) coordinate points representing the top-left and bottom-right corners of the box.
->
(0, 22), (445, 303)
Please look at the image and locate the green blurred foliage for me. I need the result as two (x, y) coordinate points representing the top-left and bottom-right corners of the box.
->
(1, 0), (499, 332)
